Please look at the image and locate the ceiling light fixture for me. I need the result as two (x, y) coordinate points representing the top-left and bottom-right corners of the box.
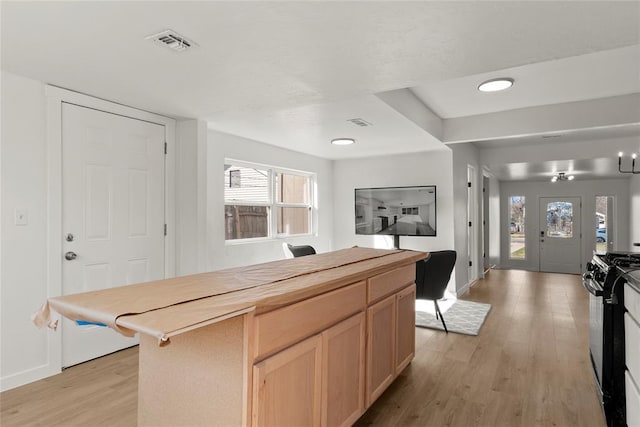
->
(618, 152), (639, 174)
(478, 77), (514, 92)
(331, 138), (355, 146)
(551, 172), (575, 183)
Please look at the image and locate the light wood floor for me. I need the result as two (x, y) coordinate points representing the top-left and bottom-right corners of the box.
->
(1, 269), (605, 427)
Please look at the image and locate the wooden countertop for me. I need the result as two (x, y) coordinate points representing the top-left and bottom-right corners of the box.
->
(37, 247), (427, 343)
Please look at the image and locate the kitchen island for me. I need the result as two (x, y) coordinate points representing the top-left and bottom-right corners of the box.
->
(36, 247), (427, 427)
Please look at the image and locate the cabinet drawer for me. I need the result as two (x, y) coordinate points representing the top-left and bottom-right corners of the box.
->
(626, 283), (640, 324)
(367, 264), (415, 304)
(625, 313), (640, 382)
(254, 281), (366, 360)
(626, 371), (640, 427)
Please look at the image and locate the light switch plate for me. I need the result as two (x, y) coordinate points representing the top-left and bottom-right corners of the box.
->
(15, 209), (28, 226)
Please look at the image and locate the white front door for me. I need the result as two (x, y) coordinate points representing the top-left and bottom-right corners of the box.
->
(62, 103), (166, 367)
(539, 197), (582, 274)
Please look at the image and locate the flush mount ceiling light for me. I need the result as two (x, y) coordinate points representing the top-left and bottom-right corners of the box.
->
(331, 138), (355, 146)
(478, 77), (514, 92)
(551, 172), (575, 183)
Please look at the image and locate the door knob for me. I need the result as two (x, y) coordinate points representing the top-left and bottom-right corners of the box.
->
(65, 251), (77, 261)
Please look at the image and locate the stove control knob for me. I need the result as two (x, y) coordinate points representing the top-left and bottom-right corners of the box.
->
(586, 262), (596, 272)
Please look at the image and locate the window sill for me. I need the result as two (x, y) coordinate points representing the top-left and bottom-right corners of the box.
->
(224, 233), (314, 246)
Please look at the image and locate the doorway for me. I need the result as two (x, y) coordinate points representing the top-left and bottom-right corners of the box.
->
(61, 103), (166, 367)
(483, 175), (490, 271)
(467, 165), (476, 282)
(539, 196), (582, 274)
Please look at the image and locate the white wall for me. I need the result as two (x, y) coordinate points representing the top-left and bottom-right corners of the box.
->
(207, 130), (333, 270)
(449, 143), (484, 295)
(1, 71), (53, 390)
(331, 149), (457, 291)
(499, 179), (630, 271)
(0, 71), (193, 391)
(631, 174), (640, 250)
(176, 120), (208, 275)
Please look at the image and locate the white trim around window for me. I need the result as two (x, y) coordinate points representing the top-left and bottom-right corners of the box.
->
(224, 159), (316, 243)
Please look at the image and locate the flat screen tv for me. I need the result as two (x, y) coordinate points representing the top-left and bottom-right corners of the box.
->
(355, 186), (437, 239)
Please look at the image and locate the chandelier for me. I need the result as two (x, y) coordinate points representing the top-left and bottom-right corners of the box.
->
(551, 172), (574, 183)
(618, 152), (639, 174)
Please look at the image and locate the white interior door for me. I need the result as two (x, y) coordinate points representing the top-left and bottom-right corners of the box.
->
(539, 196), (582, 274)
(62, 103), (166, 367)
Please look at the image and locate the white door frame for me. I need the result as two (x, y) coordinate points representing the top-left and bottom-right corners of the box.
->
(481, 172), (490, 275)
(45, 86), (176, 375)
(467, 165), (476, 283)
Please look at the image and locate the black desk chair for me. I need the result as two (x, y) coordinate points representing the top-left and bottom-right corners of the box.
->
(283, 243), (316, 258)
(415, 250), (457, 334)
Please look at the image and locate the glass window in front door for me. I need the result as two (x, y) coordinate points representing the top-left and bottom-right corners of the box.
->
(546, 202), (574, 238)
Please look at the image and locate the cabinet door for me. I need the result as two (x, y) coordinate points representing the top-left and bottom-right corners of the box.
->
(366, 294), (396, 406)
(252, 335), (322, 427)
(322, 313), (365, 427)
(395, 284), (416, 373)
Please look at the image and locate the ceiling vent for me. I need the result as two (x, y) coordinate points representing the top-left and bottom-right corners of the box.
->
(146, 30), (197, 52)
(347, 118), (373, 127)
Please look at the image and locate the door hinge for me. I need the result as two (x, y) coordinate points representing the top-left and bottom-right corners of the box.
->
(469, 221), (472, 227)
(468, 182), (472, 188)
(164, 142), (167, 154)
(164, 223), (167, 236)
(469, 261), (472, 267)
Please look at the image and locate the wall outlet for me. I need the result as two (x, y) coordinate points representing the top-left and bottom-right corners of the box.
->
(15, 209), (28, 226)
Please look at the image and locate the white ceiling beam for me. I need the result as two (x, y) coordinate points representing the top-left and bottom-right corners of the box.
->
(375, 88), (444, 141)
(479, 135), (640, 169)
(444, 93), (640, 143)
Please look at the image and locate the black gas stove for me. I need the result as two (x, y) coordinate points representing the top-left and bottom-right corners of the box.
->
(601, 251), (640, 269)
(584, 251), (640, 427)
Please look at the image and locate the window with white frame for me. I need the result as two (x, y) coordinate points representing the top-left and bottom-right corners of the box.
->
(224, 160), (313, 241)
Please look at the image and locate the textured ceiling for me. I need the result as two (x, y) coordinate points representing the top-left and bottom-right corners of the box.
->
(2, 1), (639, 170)
(2, 1), (638, 119)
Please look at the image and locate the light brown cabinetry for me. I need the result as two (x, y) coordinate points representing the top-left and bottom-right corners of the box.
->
(252, 335), (323, 427)
(366, 294), (396, 406)
(322, 313), (366, 427)
(53, 248), (427, 427)
(252, 312), (366, 427)
(395, 285), (416, 372)
(365, 281), (416, 407)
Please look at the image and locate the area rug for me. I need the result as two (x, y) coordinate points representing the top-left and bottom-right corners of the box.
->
(415, 299), (492, 336)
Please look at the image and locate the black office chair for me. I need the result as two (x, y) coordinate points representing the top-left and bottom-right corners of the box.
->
(415, 250), (457, 334)
(283, 243), (316, 258)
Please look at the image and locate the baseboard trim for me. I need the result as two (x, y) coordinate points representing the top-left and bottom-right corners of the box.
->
(457, 282), (471, 297)
(0, 363), (60, 392)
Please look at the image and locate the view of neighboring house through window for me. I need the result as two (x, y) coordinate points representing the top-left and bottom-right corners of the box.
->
(224, 161), (313, 241)
(509, 196), (525, 259)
